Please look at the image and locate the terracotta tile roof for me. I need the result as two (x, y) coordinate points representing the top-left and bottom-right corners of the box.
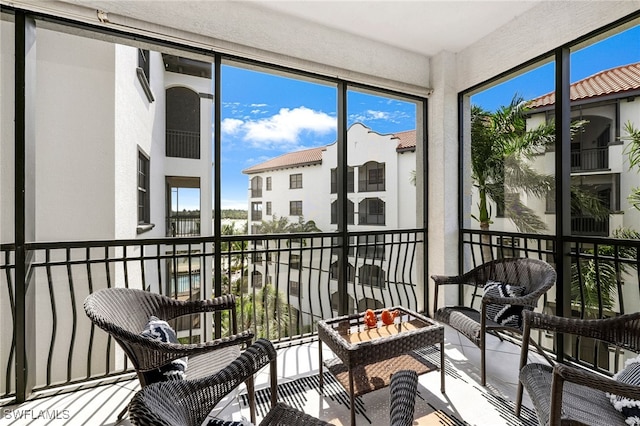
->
(242, 146), (326, 174)
(529, 62), (640, 108)
(242, 128), (417, 174)
(393, 130), (417, 151)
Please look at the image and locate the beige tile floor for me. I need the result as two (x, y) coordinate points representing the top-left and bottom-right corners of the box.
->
(0, 326), (543, 426)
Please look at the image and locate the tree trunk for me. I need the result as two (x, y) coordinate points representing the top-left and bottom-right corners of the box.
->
(480, 221), (493, 262)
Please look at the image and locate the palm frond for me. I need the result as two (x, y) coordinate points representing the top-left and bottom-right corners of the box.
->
(629, 188), (640, 212)
(570, 185), (611, 220)
(504, 197), (548, 234)
(622, 121), (640, 169)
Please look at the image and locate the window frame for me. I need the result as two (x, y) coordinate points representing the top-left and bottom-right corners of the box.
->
(289, 173), (303, 189)
(137, 149), (151, 227)
(136, 48), (154, 102)
(290, 200), (303, 216)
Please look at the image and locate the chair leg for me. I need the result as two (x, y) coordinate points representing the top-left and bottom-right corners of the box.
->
(116, 404), (128, 420)
(515, 382), (524, 417)
(481, 305), (487, 386)
(270, 359), (278, 408)
(246, 376), (256, 425)
(481, 345), (486, 386)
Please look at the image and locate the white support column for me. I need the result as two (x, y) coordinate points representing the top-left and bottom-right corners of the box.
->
(427, 51), (460, 315)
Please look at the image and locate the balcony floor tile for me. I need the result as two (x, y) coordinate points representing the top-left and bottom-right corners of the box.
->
(0, 327), (540, 426)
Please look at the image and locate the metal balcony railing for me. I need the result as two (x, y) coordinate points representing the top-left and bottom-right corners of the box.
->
(461, 229), (640, 376)
(571, 215), (609, 236)
(571, 147), (609, 171)
(167, 215), (201, 237)
(166, 129), (200, 159)
(1, 229), (422, 403)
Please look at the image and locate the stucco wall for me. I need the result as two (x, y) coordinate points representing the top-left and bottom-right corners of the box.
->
(36, 28), (116, 241)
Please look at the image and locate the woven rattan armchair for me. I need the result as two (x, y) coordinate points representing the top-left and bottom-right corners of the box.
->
(84, 287), (254, 418)
(516, 310), (640, 426)
(433, 258), (556, 385)
(129, 338), (333, 426)
(389, 370), (418, 426)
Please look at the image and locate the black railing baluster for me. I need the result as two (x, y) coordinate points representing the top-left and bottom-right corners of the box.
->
(86, 247), (94, 379)
(66, 247), (77, 383)
(45, 249), (56, 387)
(3, 247), (16, 398)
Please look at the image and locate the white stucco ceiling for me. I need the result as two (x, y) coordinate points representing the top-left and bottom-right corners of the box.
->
(246, 1), (542, 57)
(57, 0), (541, 58)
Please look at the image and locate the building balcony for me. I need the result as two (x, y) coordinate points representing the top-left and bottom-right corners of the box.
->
(571, 215), (610, 236)
(167, 215), (201, 237)
(166, 129), (200, 159)
(570, 147), (609, 172)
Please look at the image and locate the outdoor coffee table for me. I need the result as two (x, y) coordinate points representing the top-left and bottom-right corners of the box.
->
(317, 307), (445, 426)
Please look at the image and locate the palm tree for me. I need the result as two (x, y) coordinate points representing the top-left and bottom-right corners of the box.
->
(255, 215), (291, 234)
(256, 215), (320, 247)
(571, 227), (639, 317)
(471, 97), (556, 235)
(471, 95), (608, 258)
(622, 121), (640, 211)
(232, 284), (291, 340)
(220, 222), (248, 281)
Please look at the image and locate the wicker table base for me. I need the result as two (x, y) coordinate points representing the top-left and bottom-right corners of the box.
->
(324, 352), (437, 397)
(318, 308), (445, 426)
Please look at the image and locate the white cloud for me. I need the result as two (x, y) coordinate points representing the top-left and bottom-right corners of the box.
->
(221, 118), (244, 135)
(349, 109), (410, 125)
(368, 110), (390, 119)
(221, 107), (336, 149)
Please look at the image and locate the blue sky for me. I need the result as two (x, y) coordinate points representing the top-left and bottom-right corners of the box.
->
(471, 25), (640, 112)
(175, 24), (640, 211)
(217, 67), (417, 209)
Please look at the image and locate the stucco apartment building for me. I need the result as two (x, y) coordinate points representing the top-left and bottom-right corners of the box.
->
(242, 123), (418, 322)
(530, 62), (640, 238)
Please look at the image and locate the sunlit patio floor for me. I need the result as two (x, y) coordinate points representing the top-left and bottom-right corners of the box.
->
(0, 325), (545, 426)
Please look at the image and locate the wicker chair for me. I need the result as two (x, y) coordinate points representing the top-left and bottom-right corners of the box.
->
(389, 370), (419, 426)
(433, 258), (556, 385)
(516, 310), (640, 426)
(128, 338), (333, 426)
(84, 287), (254, 419)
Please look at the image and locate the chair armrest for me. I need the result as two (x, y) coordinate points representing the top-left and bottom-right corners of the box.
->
(554, 363), (640, 402)
(390, 370), (418, 426)
(522, 310), (640, 342)
(129, 339), (276, 426)
(130, 329), (255, 372)
(431, 274), (466, 286)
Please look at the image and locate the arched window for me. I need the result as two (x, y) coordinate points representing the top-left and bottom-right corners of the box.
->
(358, 161), (385, 192)
(331, 199), (354, 224)
(251, 176), (263, 198)
(166, 87), (200, 158)
(331, 292), (355, 313)
(357, 297), (383, 312)
(358, 198), (385, 225)
(330, 167), (355, 193)
(330, 261), (355, 282)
